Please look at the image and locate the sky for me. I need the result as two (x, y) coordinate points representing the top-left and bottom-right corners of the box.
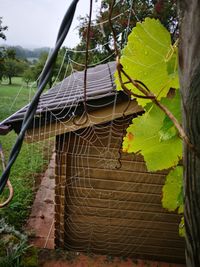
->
(1, 0), (100, 49)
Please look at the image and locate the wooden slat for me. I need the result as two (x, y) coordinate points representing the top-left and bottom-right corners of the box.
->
(63, 239), (184, 258)
(66, 214), (181, 232)
(58, 146), (145, 161)
(65, 179), (163, 194)
(55, 116), (137, 150)
(65, 196), (167, 213)
(65, 167), (166, 184)
(66, 187), (162, 204)
(54, 116), (184, 262)
(64, 229), (184, 249)
(63, 222), (181, 240)
(60, 159), (148, 174)
(65, 155), (168, 174)
(65, 205), (179, 223)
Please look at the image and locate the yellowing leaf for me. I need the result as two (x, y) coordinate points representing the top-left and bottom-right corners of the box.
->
(123, 92), (182, 171)
(115, 18), (179, 107)
(162, 166), (183, 212)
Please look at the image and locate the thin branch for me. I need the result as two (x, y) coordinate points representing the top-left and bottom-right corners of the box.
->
(118, 63), (155, 99)
(108, 0), (195, 153)
(154, 99), (194, 150)
(118, 63), (195, 152)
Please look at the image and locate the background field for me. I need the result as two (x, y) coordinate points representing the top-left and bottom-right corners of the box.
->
(0, 77), (49, 229)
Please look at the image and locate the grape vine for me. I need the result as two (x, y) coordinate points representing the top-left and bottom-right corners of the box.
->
(114, 18), (184, 234)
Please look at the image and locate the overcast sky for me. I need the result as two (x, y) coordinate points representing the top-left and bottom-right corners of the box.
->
(1, 0), (100, 49)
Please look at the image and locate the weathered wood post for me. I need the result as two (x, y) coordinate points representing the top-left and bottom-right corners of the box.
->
(179, 1), (200, 266)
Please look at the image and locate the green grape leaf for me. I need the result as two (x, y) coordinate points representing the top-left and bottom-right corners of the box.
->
(158, 126), (177, 142)
(166, 50), (179, 88)
(159, 90), (182, 141)
(115, 18), (179, 107)
(162, 166), (183, 212)
(123, 92), (182, 171)
(179, 217), (185, 237)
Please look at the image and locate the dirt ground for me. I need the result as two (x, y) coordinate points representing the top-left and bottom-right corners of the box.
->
(38, 250), (185, 267)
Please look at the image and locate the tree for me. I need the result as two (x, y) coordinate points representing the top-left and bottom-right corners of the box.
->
(4, 59), (26, 85)
(3, 49), (27, 85)
(0, 47), (6, 81)
(68, 0), (178, 71)
(0, 18), (8, 81)
(22, 68), (34, 87)
(178, 1), (200, 266)
(32, 48), (70, 88)
(0, 17), (8, 40)
(75, 0), (177, 66)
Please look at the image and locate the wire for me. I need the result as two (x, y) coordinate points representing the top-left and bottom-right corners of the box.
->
(80, 7), (130, 28)
(0, 0), (79, 195)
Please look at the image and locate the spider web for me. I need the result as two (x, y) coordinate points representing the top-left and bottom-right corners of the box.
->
(0, 0), (184, 262)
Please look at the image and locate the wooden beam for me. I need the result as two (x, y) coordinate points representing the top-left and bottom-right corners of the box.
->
(0, 125), (11, 135)
(179, 1), (200, 265)
(25, 100), (143, 143)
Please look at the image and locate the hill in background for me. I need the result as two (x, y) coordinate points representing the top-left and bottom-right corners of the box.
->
(0, 45), (50, 62)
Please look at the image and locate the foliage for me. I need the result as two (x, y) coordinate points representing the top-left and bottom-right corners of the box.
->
(4, 59), (27, 85)
(0, 17), (8, 40)
(0, 219), (38, 267)
(32, 47), (70, 87)
(0, 219), (30, 267)
(162, 165), (185, 237)
(0, 48), (28, 85)
(75, 0), (177, 66)
(115, 18), (183, 233)
(23, 68), (35, 88)
(179, 216), (185, 237)
(0, 48), (6, 81)
(5, 45), (50, 61)
(123, 92), (182, 171)
(162, 166), (183, 213)
(115, 17), (179, 107)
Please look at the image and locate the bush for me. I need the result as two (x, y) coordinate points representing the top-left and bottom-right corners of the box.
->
(0, 219), (38, 267)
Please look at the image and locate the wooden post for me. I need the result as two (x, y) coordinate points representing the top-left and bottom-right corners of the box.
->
(179, 1), (200, 265)
(54, 134), (68, 247)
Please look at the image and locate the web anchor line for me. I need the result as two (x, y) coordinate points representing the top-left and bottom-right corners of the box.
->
(0, 0), (80, 198)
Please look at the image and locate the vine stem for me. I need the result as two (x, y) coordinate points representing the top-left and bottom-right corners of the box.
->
(118, 62), (195, 152)
(153, 98), (194, 151)
(108, 0), (194, 153)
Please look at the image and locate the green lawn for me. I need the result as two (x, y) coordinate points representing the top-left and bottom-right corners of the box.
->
(0, 77), (37, 122)
(0, 77), (50, 230)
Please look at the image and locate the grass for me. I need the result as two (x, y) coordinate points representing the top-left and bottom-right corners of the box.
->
(0, 77), (37, 122)
(0, 77), (50, 230)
